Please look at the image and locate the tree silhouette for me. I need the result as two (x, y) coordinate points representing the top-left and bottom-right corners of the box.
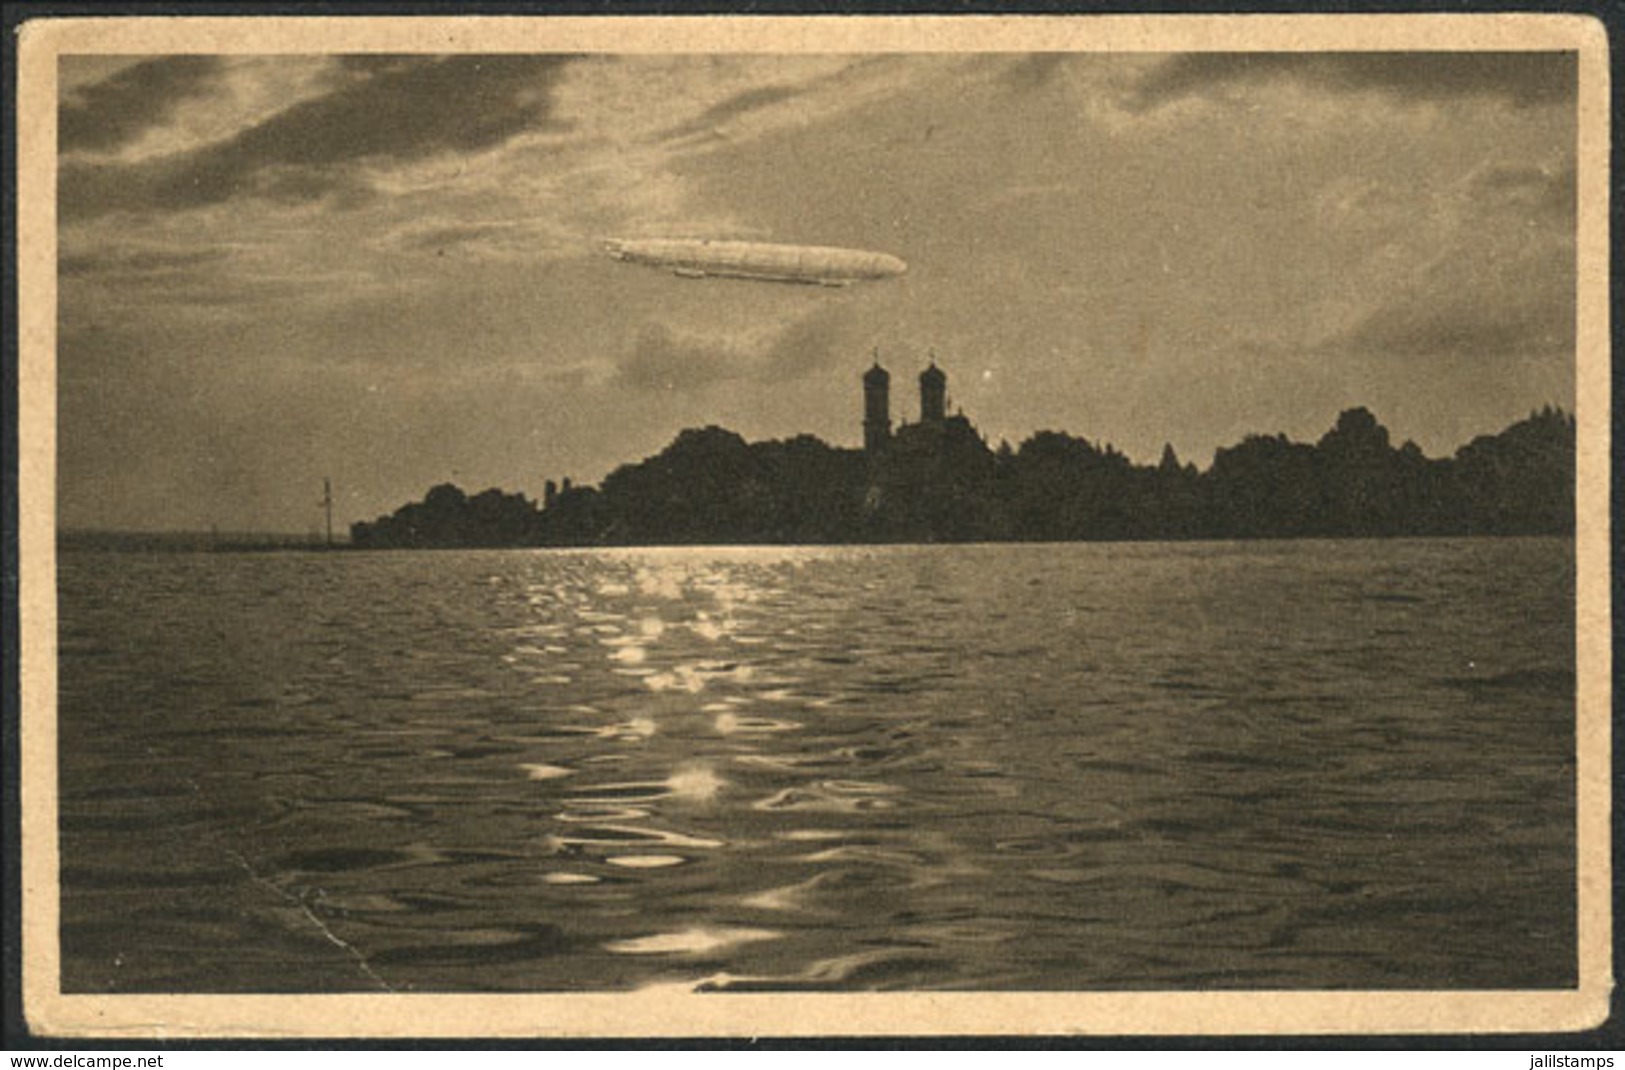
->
(352, 406), (1575, 549)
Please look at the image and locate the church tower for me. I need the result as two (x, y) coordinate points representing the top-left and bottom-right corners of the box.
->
(919, 360), (947, 424)
(863, 357), (891, 454)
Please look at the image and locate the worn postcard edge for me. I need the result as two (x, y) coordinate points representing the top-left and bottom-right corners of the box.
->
(14, 12), (1613, 1039)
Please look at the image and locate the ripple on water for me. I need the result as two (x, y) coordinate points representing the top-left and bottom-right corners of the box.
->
(520, 763), (574, 781)
(741, 872), (837, 912)
(492, 726), (601, 744)
(273, 846), (421, 873)
(596, 718), (657, 740)
(555, 806), (652, 823)
(605, 926), (779, 956)
(634, 568), (686, 600)
(541, 871), (601, 885)
(549, 823), (723, 852)
(755, 688), (799, 703)
(369, 927), (568, 968)
(409, 688), (497, 702)
(794, 844), (928, 869)
(693, 948), (950, 991)
(714, 712), (800, 735)
(732, 753), (852, 775)
(752, 782), (902, 813)
(691, 618), (727, 641)
(604, 854), (690, 869)
(564, 781), (670, 801)
(305, 892), (410, 914)
(665, 764), (725, 801)
(644, 669), (706, 693)
(821, 779), (903, 796)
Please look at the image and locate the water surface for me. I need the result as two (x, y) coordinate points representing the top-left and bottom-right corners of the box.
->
(58, 539), (1576, 992)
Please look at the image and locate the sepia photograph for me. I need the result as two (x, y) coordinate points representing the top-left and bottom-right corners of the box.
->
(14, 13), (1610, 1038)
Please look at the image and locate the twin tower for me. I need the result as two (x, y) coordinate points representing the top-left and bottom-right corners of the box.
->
(863, 357), (947, 453)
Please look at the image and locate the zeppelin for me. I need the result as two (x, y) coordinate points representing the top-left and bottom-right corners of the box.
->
(603, 238), (907, 287)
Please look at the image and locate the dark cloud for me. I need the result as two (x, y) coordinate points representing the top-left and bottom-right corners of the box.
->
(758, 308), (845, 383)
(59, 246), (229, 279)
(59, 56), (223, 153)
(224, 56), (576, 165)
(60, 55), (577, 219)
(60, 154), (380, 218)
(660, 85), (800, 142)
(617, 323), (739, 392)
(334, 55), (432, 75)
(1001, 54), (1070, 91)
(1469, 160), (1576, 221)
(394, 222), (513, 253)
(618, 309), (848, 393)
(1126, 52), (1576, 112)
(1330, 289), (1572, 361)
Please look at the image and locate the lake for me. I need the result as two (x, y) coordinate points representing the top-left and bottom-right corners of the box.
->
(56, 538), (1576, 992)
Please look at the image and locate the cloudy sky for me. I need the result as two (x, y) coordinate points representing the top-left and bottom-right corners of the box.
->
(57, 49), (1577, 533)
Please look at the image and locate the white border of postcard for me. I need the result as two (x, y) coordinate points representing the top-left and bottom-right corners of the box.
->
(15, 13), (1612, 1038)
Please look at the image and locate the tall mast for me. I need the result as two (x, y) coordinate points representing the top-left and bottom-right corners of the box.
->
(322, 477), (333, 547)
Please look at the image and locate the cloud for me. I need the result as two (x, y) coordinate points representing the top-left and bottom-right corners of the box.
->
(236, 55), (575, 163)
(616, 308), (849, 393)
(59, 56), (224, 153)
(1000, 53), (1071, 91)
(1329, 286), (1572, 361)
(59, 246), (230, 278)
(1125, 52), (1577, 112)
(389, 221), (541, 258)
(59, 55), (577, 219)
(1467, 159), (1576, 220)
(57, 229), (405, 329)
(659, 85), (801, 142)
(1298, 143), (1574, 368)
(617, 323), (739, 392)
(1317, 184), (1573, 363)
(758, 308), (846, 382)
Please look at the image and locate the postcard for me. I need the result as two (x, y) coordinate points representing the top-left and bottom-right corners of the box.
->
(15, 12), (1611, 1038)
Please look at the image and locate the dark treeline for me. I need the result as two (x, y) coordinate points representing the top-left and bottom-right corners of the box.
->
(349, 406), (1574, 549)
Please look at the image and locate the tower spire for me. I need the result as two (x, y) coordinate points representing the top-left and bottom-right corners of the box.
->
(919, 355), (947, 424)
(863, 355), (891, 454)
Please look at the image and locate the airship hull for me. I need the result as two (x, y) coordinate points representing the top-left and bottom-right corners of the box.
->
(604, 238), (906, 286)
